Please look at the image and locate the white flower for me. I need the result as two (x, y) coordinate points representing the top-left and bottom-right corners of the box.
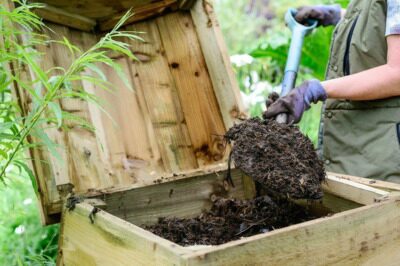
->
(15, 225), (25, 235)
(23, 198), (32, 205)
(230, 54), (254, 67)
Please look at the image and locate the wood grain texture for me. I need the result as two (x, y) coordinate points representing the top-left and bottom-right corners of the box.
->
(58, 172), (400, 265)
(324, 174), (389, 205)
(184, 197), (400, 266)
(31, 0), (162, 20)
(191, 0), (246, 129)
(59, 203), (189, 266)
(99, 0), (178, 32)
(14, 5), (245, 222)
(156, 12), (227, 168)
(328, 172), (400, 192)
(34, 4), (96, 31)
(96, 168), (251, 226)
(127, 20), (199, 173)
(38, 24), (74, 188)
(31, 0), (203, 31)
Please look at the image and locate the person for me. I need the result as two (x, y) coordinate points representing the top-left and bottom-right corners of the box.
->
(263, 1), (400, 183)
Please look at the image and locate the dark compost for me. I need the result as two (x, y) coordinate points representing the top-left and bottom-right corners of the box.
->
(225, 117), (325, 200)
(145, 117), (326, 246)
(145, 196), (316, 246)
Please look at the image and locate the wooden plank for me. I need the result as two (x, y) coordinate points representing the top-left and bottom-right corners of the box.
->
(37, 24), (73, 188)
(184, 197), (400, 266)
(156, 12), (227, 168)
(59, 203), (190, 265)
(127, 20), (198, 173)
(97, 168), (251, 226)
(13, 22), (69, 223)
(59, 29), (118, 193)
(99, 0), (178, 32)
(32, 0), (169, 20)
(82, 53), (168, 187)
(190, 0), (246, 129)
(34, 4), (96, 32)
(294, 192), (362, 216)
(324, 174), (389, 205)
(328, 172), (400, 192)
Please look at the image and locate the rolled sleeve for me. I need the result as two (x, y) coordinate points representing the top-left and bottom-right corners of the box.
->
(386, 0), (400, 36)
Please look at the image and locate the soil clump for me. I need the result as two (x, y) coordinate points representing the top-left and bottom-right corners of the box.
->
(225, 117), (325, 199)
(145, 196), (316, 246)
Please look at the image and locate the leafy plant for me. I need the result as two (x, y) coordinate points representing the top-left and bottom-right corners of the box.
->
(216, 0), (350, 145)
(0, 173), (59, 265)
(0, 1), (142, 185)
(0, 1), (142, 264)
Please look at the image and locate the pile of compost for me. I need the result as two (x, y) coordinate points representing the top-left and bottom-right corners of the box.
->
(146, 117), (325, 246)
(225, 117), (325, 200)
(145, 196), (316, 246)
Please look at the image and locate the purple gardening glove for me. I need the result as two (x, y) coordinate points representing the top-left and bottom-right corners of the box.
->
(263, 80), (327, 124)
(295, 5), (341, 27)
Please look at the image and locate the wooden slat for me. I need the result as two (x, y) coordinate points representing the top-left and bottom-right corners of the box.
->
(190, 0), (246, 129)
(127, 20), (198, 173)
(97, 168), (251, 226)
(34, 4), (96, 32)
(156, 12), (227, 168)
(16, 24), (70, 223)
(37, 24), (74, 188)
(328, 172), (400, 192)
(184, 197), (400, 266)
(99, 0), (178, 32)
(294, 192), (362, 216)
(83, 54), (165, 187)
(31, 0), (168, 20)
(59, 203), (189, 265)
(60, 29), (118, 192)
(324, 174), (389, 205)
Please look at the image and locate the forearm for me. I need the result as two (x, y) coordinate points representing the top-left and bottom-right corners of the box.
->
(322, 64), (400, 100)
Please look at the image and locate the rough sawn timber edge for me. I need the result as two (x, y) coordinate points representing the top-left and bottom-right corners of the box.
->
(183, 194), (400, 266)
(57, 192), (400, 265)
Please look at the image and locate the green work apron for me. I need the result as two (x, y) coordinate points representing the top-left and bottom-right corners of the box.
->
(320, 0), (400, 183)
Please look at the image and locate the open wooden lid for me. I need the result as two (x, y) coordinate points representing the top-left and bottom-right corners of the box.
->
(16, 0), (246, 224)
(31, 0), (198, 32)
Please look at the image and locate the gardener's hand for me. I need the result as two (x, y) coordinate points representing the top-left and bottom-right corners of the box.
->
(263, 80), (327, 124)
(295, 5), (341, 27)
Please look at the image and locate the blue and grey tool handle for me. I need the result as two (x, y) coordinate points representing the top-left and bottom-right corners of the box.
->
(276, 8), (318, 124)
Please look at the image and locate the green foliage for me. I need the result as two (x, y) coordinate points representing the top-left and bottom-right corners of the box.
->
(215, 0), (349, 146)
(214, 0), (267, 54)
(0, 1), (142, 264)
(0, 2), (142, 184)
(0, 174), (59, 265)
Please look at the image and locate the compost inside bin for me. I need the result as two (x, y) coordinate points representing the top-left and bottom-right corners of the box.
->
(145, 196), (317, 246)
(145, 117), (326, 246)
(225, 117), (325, 200)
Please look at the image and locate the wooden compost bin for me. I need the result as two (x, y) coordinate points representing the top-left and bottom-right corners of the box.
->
(7, 0), (400, 265)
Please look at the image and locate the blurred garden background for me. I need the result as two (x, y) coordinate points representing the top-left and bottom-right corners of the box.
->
(0, 0), (348, 264)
